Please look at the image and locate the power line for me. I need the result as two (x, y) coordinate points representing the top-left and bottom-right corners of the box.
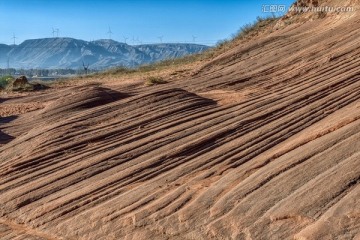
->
(0, 38), (220, 48)
(0, 41), (217, 49)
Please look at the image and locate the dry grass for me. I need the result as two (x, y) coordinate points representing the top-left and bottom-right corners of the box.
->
(81, 15), (279, 80)
(33, 15), (279, 89)
(145, 76), (168, 86)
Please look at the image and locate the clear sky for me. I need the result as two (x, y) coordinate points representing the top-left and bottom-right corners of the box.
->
(0, 0), (295, 46)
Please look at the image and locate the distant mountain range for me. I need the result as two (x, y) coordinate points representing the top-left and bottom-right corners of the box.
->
(0, 38), (210, 69)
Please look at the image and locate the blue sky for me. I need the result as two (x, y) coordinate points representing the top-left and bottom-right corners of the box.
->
(0, 0), (295, 46)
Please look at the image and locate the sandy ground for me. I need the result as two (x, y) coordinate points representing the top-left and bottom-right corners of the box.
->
(1, 1), (360, 239)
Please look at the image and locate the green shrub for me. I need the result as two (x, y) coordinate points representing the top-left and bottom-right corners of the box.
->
(0, 75), (14, 89)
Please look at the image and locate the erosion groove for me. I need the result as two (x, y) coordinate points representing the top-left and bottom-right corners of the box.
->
(1, 3), (360, 239)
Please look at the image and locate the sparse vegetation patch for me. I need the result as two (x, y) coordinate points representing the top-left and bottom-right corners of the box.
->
(145, 76), (168, 86)
(0, 75), (14, 89)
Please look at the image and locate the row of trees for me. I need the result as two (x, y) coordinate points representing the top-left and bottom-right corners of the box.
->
(0, 68), (99, 77)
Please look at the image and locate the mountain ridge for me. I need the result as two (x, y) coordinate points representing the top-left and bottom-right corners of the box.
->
(0, 37), (209, 69)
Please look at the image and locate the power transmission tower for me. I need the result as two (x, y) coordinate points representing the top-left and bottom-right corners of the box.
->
(52, 28), (56, 37)
(107, 27), (113, 40)
(123, 36), (128, 43)
(12, 33), (17, 45)
(6, 57), (10, 75)
(158, 36), (163, 43)
(82, 61), (89, 75)
(192, 35), (197, 43)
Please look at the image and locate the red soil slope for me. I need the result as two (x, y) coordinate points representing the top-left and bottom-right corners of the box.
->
(1, 1), (360, 239)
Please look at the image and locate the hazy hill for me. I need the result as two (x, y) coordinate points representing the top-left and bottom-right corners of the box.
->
(0, 38), (209, 69)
